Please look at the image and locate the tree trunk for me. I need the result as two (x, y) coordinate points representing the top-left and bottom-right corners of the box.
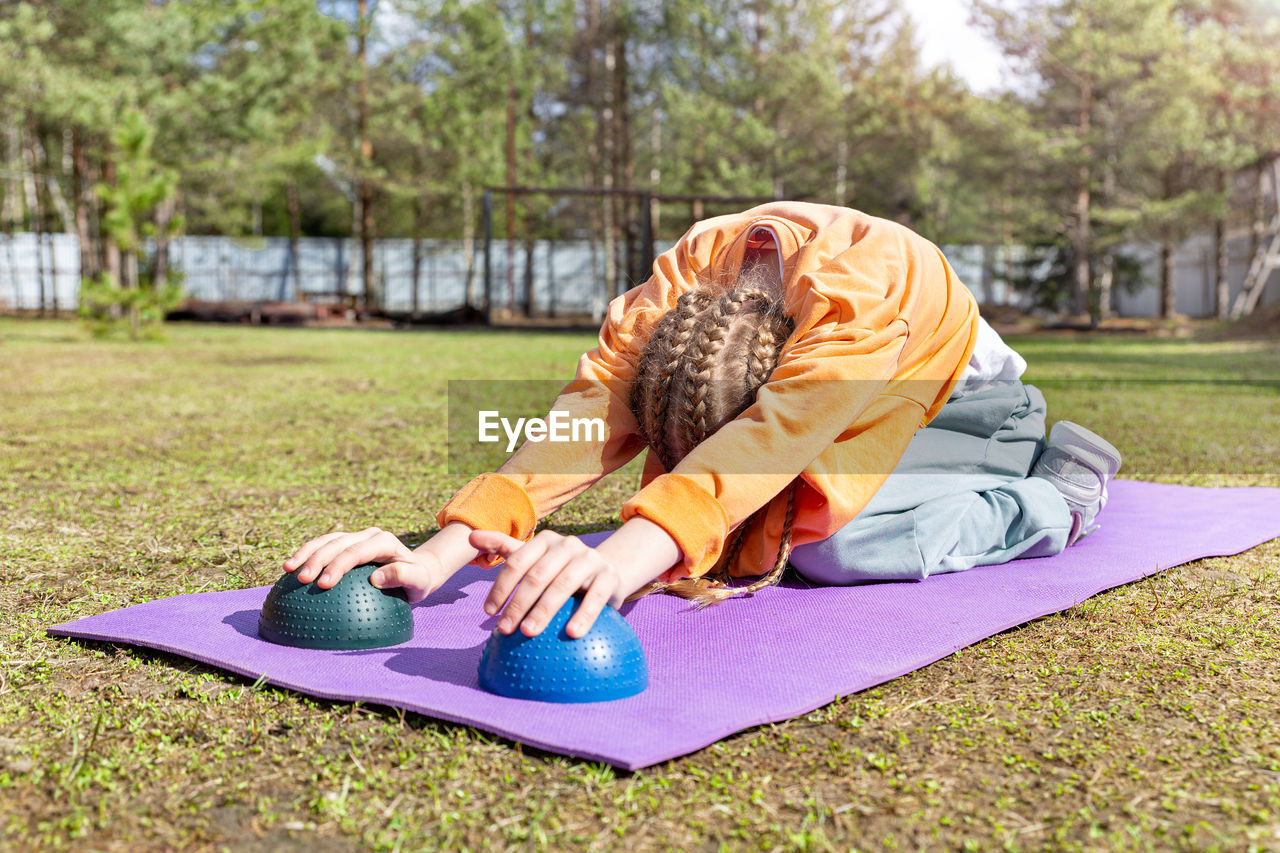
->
(359, 187), (374, 313)
(47, 232), (60, 316)
(101, 157), (121, 286)
(600, 27), (618, 300)
(1071, 75), (1093, 318)
(979, 243), (995, 305)
(90, 155), (106, 285)
(1096, 253), (1113, 326)
(286, 180), (302, 301)
(2, 125), (20, 231)
(585, 0), (602, 190)
(357, 0), (376, 314)
(2, 232), (17, 309)
(411, 189), (424, 316)
(71, 129), (97, 282)
(346, 197), (360, 307)
(1213, 215), (1229, 320)
(649, 118), (661, 239)
(152, 194), (175, 290)
(614, 14), (635, 285)
(691, 133), (705, 222)
(125, 250), (140, 336)
(835, 138), (849, 208)
(1249, 161), (1265, 263)
(1071, 176), (1090, 316)
(123, 248), (139, 291)
(584, 0), (611, 298)
(461, 182), (477, 308)
(22, 127), (46, 315)
(1160, 241), (1176, 319)
(600, 187), (616, 302)
(1093, 157), (1120, 325)
(504, 77), (518, 315)
(33, 128), (61, 315)
(523, 238), (535, 317)
(34, 133), (73, 233)
(2, 127), (17, 309)
(1233, 157), (1280, 317)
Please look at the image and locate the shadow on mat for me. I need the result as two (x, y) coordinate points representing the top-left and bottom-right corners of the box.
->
(217, 609), (491, 688)
(338, 642), (490, 689)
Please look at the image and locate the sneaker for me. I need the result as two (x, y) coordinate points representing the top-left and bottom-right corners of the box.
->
(1031, 421), (1122, 545)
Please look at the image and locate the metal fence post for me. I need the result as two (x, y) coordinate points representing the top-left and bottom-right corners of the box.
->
(482, 188), (493, 324)
(640, 192), (655, 283)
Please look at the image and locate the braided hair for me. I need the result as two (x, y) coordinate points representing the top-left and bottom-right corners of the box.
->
(627, 265), (798, 606)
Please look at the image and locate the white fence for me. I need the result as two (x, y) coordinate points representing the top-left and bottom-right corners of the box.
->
(1, 231), (1276, 318)
(0, 233), (80, 311)
(0, 234), (630, 317)
(1108, 232), (1277, 318)
(938, 235), (1279, 317)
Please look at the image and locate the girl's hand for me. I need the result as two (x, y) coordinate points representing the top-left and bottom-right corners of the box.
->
(283, 527), (444, 602)
(471, 529), (624, 639)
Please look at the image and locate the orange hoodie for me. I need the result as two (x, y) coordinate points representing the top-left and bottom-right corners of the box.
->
(436, 201), (979, 580)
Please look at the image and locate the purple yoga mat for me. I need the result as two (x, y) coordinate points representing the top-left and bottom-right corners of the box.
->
(49, 481), (1280, 769)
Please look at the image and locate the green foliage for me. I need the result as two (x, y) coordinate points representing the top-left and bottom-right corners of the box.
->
(76, 273), (185, 340)
(3, 0), (1279, 316)
(1004, 242), (1149, 312)
(96, 112), (179, 255)
(76, 111), (184, 338)
(969, 0), (1280, 313)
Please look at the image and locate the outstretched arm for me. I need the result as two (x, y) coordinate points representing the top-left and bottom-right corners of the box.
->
(284, 521), (480, 597)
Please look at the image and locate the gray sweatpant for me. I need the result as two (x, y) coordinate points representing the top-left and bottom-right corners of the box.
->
(789, 382), (1072, 584)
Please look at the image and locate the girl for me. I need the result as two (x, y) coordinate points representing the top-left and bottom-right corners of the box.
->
(284, 202), (1121, 640)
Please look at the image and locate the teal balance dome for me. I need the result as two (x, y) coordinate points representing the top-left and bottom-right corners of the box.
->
(478, 597), (648, 703)
(258, 564), (413, 650)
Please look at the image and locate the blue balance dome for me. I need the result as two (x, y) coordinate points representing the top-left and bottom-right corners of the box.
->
(478, 597), (648, 703)
(258, 564), (413, 650)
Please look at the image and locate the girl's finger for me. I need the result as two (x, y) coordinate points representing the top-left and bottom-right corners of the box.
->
(284, 531), (347, 572)
(497, 541), (580, 635)
(468, 529), (526, 559)
(517, 554), (598, 637)
(296, 528), (380, 583)
(566, 573), (618, 639)
(314, 532), (411, 589)
(369, 560), (434, 603)
(482, 532), (556, 616)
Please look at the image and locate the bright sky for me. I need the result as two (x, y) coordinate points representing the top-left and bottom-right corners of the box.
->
(900, 0), (1009, 93)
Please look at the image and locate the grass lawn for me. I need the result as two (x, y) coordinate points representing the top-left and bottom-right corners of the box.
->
(2, 317), (1278, 851)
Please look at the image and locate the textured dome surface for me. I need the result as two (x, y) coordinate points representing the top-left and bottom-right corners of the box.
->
(258, 564), (413, 650)
(478, 598), (648, 703)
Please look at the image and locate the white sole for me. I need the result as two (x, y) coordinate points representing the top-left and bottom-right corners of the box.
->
(1048, 421), (1122, 478)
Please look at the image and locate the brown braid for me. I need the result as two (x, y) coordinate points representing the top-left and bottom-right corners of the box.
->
(628, 268), (799, 606)
(630, 288), (715, 471)
(671, 288), (771, 455)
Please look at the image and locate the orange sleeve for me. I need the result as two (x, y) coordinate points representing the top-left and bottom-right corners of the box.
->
(434, 217), (728, 545)
(621, 217), (974, 577)
(434, 287), (654, 541)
